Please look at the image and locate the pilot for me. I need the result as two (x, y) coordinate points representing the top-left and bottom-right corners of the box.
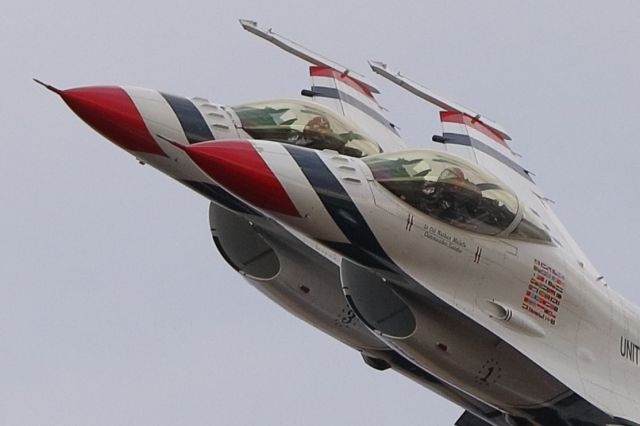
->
(299, 115), (347, 152)
(438, 167), (466, 184)
(424, 166), (482, 223)
(421, 167), (467, 198)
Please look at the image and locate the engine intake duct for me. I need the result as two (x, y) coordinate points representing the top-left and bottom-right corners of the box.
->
(341, 259), (416, 338)
(209, 203), (280, 280)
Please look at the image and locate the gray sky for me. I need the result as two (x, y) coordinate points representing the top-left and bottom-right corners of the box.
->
(2, 1), (640, 425)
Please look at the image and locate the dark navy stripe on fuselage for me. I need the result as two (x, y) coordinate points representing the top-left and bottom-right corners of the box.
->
(442, 132), (533, 182)
(310, 85), (399, 135)
(181, 180), (261, 216)
(160, 93), (214, 144)
(283, 144), (393, 269)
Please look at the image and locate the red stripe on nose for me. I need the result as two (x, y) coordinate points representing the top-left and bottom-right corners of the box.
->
(61, 86), (165, 156)
(181, 140), (299, 217)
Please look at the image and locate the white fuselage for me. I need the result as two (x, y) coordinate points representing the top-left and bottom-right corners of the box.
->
(53, 82), (640, 425)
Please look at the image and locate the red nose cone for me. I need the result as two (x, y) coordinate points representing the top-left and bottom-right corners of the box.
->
(60, 86), (165, 156)
(181, 140), (299, 217)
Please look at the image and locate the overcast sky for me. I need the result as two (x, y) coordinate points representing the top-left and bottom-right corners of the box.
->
(2, 1), (640, 425)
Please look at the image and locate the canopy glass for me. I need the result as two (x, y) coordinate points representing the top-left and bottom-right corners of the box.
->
(231, 100), (381, 158)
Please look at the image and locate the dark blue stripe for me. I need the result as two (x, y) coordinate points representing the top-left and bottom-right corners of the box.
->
(160, 93), (214, 144)
(284, 145), (393, 269)
(322, 240), (389, 270)
(310, 86), (399, 135)
(442, 132), (534, 182)
(613, 417), (640, 426)
(181, 180), (261, 216)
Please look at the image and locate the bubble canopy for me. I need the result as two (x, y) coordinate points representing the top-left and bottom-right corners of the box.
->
(364, 150), (551, 242)
(231, 99), (381, 158)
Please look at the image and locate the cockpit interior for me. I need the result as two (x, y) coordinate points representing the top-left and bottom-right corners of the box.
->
(364, 150), (552, 243)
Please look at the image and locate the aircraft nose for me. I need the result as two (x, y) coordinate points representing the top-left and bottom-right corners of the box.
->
(176, 140), (300, 217)
(38, 81), (165, 156)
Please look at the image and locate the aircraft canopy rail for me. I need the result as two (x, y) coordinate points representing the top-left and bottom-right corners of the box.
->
(368, 61), (511, 141)
(364, 150), (551, 242)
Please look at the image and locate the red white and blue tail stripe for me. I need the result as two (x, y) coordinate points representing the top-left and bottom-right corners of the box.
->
(439, 111), (532, 183)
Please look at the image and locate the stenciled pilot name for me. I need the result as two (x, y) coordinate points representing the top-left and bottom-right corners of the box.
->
(620, 336), (640, 366)
(423, 224), (466, 253)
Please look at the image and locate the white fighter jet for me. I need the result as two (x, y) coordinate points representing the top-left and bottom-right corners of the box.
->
(38, 19), (640, 426)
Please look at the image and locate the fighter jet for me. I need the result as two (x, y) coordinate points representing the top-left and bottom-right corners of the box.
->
(38, 19), (640, 426)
